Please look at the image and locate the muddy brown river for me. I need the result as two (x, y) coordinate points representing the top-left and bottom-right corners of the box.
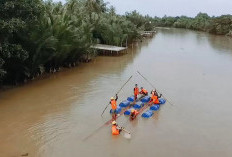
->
(1, 28), (232, 157)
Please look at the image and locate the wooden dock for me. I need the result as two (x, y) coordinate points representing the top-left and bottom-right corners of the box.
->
(140, 31), (156, 37)
(90, 44), (127, 55)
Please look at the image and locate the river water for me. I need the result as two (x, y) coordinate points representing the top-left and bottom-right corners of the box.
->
(1, 28), (232, 157)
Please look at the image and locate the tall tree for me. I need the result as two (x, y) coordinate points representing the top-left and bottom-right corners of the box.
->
(0, 0), (43, 84)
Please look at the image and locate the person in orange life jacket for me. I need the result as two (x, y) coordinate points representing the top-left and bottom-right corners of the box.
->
(110, 94), (118, 120)
(130, 109), (139, 120)
(111, 121), (123, 135)
(140, 87), (148, 96)
(151, 89), (157, 97)
(134, 84), (139, 100)
(150, 90), (162, 104)
(151, 89), (161, 98)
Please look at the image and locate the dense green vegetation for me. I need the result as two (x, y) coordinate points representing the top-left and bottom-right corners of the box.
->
(0, 0), (154, 86)
(1, 0), (231, 87)
(153, 13), (232, 36)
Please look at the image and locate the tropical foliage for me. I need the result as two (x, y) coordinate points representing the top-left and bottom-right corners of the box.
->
(153, 13), (232, 35)
(0, 0), (154, 86)
(1, 0), (231, 87)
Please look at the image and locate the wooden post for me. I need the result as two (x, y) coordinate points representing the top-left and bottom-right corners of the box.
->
(126, 37), (128, 48)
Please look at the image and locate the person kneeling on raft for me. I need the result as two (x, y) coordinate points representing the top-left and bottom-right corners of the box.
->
(112, 121), (123, 135)
(150, 89), (162, 104)
(130, 109), (139, 120)
(140, 87), (148, 96)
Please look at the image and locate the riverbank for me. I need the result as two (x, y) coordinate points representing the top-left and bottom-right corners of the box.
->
(0, 0), (156, 87)
(153, 13), (232, 36)
(0, 35), (154, 92)
(156, 26), (232, 38)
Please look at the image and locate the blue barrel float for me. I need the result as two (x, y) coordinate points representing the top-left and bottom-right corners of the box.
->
(134, 101), (144, 109)
(110, 106), (122, 114)
(127, 96), (135, 102)
(150, 104), (160, 111)
(124, 107), (135, 115)
(159, 98), (166, 104)
(141, 98), (166, 118)
(119, 100), (131, 108)
(141, 96), (150, 103)
(142, 110), (154, 118)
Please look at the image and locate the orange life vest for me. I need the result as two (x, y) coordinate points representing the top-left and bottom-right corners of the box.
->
(141, 89), (148, 95)
(111, 99), (117, 110)
(134, 87), (139, 95)
(152, 95), (159, 104)
(131, 110), (139, 120)
(112, 125), (120, 135)
(131, 110), (139, 116)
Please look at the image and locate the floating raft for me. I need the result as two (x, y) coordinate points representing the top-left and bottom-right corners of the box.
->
(124, 107), (136, 115)
(150, 104), (160, 111)
(142, 98), (166, 118)
(124, 96), (151, 115)
(141, 110), (154, 118)
(127, 96), (135, 102)
(110, 106), (122, 114)
(119, 100), (131, 107)
(141, 96), (150, 103)
(134, 101), (144, 109)
(110, 96), (143, 114)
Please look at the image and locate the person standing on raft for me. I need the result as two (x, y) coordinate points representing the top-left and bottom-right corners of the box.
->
(111, 121), (123, 135)
(110, 94), (118, 120)
(134, 84), (139, 100)
(150, 90), (162, 104)
(140, 87), (148, 96)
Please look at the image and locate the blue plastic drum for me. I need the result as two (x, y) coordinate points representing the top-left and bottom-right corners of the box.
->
(134, 101), (144, 109)
(127, 96), (135, 102)
(124, 108), (135, 115)
(159, 98), (166, 104)
(119, 100), (131, 107)
(110, 106), (122, 114)
(150, 104), (160, 111)
(142, 110), (154, 118)
(141, 96), (150, 103)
